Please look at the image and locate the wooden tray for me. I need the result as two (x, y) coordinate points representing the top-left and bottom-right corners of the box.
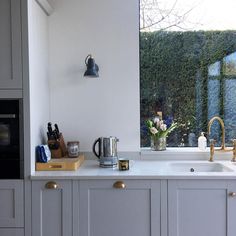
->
(36, 154), (84, 171)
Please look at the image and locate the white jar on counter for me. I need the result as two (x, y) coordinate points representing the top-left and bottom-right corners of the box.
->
(67, 141), (80, 158)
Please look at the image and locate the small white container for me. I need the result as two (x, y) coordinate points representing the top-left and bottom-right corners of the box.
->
(198, 132), (207, 151)
(67, 141), (80, 158)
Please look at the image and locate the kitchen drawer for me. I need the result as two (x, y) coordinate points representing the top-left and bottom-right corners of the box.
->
(0, 228), (24, 236)
(0, 180), (24, 227)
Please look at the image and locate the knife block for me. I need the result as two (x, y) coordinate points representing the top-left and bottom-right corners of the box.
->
(48, 134), (67, 159)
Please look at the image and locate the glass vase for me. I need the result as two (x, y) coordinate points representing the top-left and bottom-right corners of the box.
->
(151, 136), (166, 151)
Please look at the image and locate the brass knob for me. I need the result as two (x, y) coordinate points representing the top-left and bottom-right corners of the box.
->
(113, 181), (126, 189)
(229, 192), (236, 197)
(45, 181), (59, 189)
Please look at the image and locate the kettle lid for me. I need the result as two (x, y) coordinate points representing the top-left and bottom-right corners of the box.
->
(102, 136), (119, 141)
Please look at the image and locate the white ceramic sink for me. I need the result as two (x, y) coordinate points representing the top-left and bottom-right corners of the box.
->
(168, 162), (234, 172)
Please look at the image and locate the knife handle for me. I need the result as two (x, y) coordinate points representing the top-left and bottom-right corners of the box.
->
(55, 123), (60, 133)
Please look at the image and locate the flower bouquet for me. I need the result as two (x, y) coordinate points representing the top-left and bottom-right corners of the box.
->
(146, 116), (177, 150)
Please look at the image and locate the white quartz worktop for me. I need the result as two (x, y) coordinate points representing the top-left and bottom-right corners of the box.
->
(31, 160), (236, 180)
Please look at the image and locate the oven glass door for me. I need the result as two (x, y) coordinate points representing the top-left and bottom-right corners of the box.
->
(0, 123), (10, 146)
(0, 100), (21, 179)
(0, 117), (19, 159)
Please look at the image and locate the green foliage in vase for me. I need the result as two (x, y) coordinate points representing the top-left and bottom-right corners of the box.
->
(146, 117), (177, 139)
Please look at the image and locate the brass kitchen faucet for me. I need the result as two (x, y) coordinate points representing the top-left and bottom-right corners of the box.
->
(207, 116), (236, 162)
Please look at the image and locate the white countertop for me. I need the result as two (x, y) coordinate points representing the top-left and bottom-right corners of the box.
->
(31, 160), (236, 180)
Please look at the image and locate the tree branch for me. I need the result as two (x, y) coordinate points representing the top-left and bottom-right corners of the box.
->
(140, 0), (199, 32)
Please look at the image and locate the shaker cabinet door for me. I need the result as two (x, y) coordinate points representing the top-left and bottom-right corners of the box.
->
(168, 180), (236, 236)
(0, 180), (24, 227)
(78, 180), (161, 236)
(0, 229), (24, 236)
(227, 181), (236, 236)
(31, 180), (73, 236)
(0, 0), (22, 89)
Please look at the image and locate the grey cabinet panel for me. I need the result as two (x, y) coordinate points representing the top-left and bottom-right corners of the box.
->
(79, 180), (161, 236)
(0, 229), (24, 236)
(0, 0), (22, 89)
(227, 181), (236, 236)
(0, 180), (24, 227)
(32, 180), (72, 236)
(168, 180), (236, 236)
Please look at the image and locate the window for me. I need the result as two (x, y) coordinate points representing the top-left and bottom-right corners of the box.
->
(140, 0), (236, 148)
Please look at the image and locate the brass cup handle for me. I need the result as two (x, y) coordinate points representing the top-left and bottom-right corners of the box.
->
(45, 181), (59, 189)
(229, 192), (236, 197)
(113, 181), (126, 189)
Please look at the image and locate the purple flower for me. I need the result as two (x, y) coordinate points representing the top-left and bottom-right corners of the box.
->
(164, 116), (173, 128)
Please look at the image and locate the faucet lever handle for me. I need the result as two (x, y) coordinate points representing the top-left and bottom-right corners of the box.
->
(209, 139), (216, 145)
(231, 139), (236, 162)
(209, 139), (216, 162)
(232, 139), (236, 146)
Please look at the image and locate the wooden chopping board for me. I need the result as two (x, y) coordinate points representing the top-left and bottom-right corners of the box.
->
(36, 154), (84, 171)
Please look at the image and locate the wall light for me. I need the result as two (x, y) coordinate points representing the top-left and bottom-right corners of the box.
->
(84, 54), (99, 77)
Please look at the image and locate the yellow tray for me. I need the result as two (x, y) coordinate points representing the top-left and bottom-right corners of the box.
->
(36, 154), (84, 171)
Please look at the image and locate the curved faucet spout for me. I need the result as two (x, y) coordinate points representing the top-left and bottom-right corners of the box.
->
(207, 116), (225, 150)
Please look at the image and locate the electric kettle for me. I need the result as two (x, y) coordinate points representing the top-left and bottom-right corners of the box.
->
(92, 136), (119, 167)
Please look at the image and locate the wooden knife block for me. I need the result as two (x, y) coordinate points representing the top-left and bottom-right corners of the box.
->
(48, 134), (67, 159)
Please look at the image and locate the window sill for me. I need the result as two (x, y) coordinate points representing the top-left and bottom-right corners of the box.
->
(140, 147), (233, 161)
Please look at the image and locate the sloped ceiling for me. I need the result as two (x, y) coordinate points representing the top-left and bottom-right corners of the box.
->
(35, 0), (54, 15)
(47, 0), (56, 8)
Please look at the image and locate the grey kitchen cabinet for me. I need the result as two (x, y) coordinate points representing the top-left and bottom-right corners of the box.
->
(168, 180), (236, 236)
(31, 180), (73, 236)
(0, 0), (22, 89)
(0, 229), (24, 236)
(0, 180), (24, 227)
(78, 179), (163, 236)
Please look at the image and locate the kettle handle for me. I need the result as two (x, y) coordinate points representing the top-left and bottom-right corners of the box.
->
(92, 138), (101, 158)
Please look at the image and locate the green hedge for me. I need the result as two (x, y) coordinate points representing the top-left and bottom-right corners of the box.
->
(140, 30), (236, 146)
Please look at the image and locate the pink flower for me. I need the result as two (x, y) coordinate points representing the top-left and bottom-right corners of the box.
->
(153, 117), (160, 128)
(153, 117), (160, 123)
(160, 124), (167, 131)
(150, 127), (158, 135)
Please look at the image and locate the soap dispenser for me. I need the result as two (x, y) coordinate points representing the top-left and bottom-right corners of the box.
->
(198, 132), (207, 151)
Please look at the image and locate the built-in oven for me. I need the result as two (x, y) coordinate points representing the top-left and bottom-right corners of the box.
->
(0, 99), (23, 179)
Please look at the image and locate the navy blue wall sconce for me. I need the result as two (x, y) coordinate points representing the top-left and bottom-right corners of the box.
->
(84, 54), (99, 77)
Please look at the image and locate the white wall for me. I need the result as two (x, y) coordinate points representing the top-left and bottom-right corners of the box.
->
(28, 0), (50, 171)
(48, 0), (140, 152)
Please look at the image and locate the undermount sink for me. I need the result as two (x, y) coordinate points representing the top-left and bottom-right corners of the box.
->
(168, 162), (234, 172)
